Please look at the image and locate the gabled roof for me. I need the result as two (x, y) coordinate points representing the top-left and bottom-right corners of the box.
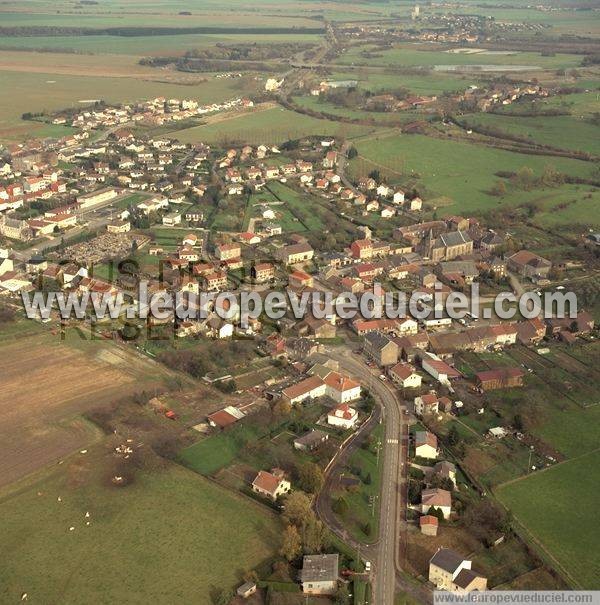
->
(323, 371), (360, 393)
(430, 548), (465, 574)
(282, 375), (324, 400)
(252, 470), (284, 495)
(421, 488), (451, 508)
(390, 363), (417, 381)
(415, 430), (437, 449)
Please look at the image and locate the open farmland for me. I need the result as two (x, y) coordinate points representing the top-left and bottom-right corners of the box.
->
(168, 106), (374, 145)
(0, 328), (167, 488)
(464, 113), (600, 156)
(0, 452), (281, 604)
(329, 71), (480, 96)
(0, 32), (321, 56)
(0, 67), (256, 141)
(496, 450), (600, 589)
(349, 131), (596, 215)
(336, 44), (583, 71)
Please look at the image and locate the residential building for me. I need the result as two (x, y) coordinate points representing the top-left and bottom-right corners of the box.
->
(294, 430), (329, 452)
(327, 403), (359, 429)
(421, 488), (452, 519)
(429, 549), (488, 593)
(279, 243), (314, 265)
(420, 515), (439, 536)
(301, 554), (339, 595)
(389, 363), (422, 389)
(475, 368), (525, 390)
(251, 468), (290, 501)
(364, 332), (399, 366)
(415, 431), (438, 459)
(415, 392), (439, 416)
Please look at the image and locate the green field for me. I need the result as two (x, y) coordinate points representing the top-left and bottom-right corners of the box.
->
(267, 182), (329, 232)
(500, 91), (600, 117)
(0, 456), (281, 604)
(349, 131), (596, 215)
(0, 69), (251, 140)
(496, 450), (600, 589)
(336, 44), (582, 71)
(169, 106), (375, 145)
(293, 95), (418, 125)
(330, 70), (479, 96)
(465, 113), (600, 156)
(0, 32), (320, 56)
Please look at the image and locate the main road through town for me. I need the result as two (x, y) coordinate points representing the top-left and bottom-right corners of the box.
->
(324, 347), (405, 605)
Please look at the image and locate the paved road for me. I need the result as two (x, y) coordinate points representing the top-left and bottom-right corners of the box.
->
(314, 403), (381, 558)
(324, 348), (405, 605)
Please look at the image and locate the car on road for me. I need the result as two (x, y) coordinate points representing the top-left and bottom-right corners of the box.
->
(364, 561), (371, 572)
(379, 374), (387, 381)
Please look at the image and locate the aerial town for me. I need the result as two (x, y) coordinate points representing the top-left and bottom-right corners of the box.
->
(0, 0), (598, 603)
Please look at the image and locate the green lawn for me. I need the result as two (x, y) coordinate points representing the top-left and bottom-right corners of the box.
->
(0, 457), (281, 604)
(501, 91), (600, 117)
(267, 182), (328, 232)
(293, 95), (411, 125)
(496, 449), (600, 589)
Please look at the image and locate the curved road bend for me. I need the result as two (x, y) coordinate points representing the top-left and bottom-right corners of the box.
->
(322, 348), (405, 605)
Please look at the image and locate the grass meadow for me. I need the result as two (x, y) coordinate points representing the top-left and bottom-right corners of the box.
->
(496, 450), (600, 589)
(0, 453), (281, 604)
(349, 131), (596, 216)
(169, 106), (375, 145)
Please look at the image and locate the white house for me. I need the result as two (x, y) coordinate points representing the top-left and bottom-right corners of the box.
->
(389, 363), (422, 389)
(327, 403), (358, 430)
(282, 375), (327, 405)
(393, 190), (405, 204)
(415, 431), (438, 459)
(429, 549), (488, 593)
(252, 469), (290, 500)
(421, 487), (452, 519)
(414, 393), (439, 416)
(323, 372), (361, 403)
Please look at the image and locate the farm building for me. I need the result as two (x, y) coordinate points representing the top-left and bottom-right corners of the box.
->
(475, 368), (525, 390)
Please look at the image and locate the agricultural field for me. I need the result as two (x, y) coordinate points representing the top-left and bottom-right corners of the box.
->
(349, 131), (597, 216)
(496, 450), (600, 589)
(336, 44), (583, 71)
(450, 342), (600, 588)
(0, 68), (252, 141)
(500, 91), (600, 117)
(0, 450), (281, 604)
(329, 71), (481, 96)
(464, 113), (600, 156)
(293, 95), (408, 125)
(167, 106), (375, 145)
(0, 326), (168, 489)
(0, 32), (321, 57)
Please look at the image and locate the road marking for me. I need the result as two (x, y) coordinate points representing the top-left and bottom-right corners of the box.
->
(387, 438), (398, 444)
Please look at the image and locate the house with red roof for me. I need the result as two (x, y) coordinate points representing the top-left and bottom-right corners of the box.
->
(327, 403), (359, 430)
(252, 468), (291, 501)
(414, 392), (440, 416)
(389, 363), (422, 389)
